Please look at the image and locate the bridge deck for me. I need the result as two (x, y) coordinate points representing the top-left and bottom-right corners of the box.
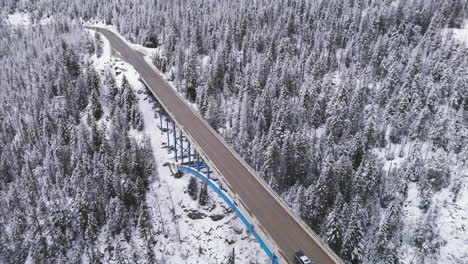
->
(92, 27), (342, 264)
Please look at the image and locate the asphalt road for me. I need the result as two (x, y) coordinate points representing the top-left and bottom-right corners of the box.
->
(89, 27), (343, 264)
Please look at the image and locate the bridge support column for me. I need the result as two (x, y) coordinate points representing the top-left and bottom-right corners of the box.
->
(166, 116), (169, 148)
(173, 120), (178, 162)
(159, 112), (163, 135)
(196, 152), (200, 171)
(180, 130), (184, 163)
(188, 142), (191, 166)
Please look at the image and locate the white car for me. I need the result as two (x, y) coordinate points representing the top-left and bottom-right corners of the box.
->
(295, 251), (313, 264)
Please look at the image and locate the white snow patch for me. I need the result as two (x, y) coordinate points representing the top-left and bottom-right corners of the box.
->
(6, 12), (31, 26)
(38, 16), (53, 25)
(393, 148), (468, 263)
(201, 55), (211, 69)
(370, 123), (468, 264)
(451, 20), (468, 48)
(86, 28), (112, 71)
(436, 175), (468, 263)
(6, 12), (53, 26)
(399, 170), (468, 263)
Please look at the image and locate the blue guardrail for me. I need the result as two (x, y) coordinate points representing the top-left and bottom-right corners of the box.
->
(178, 165), (280, 264)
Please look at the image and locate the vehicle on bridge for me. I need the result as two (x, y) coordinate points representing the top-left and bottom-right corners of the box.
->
(295, 251), (313, 264)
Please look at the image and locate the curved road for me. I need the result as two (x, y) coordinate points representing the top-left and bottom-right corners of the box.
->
(88, 27), (343, 264)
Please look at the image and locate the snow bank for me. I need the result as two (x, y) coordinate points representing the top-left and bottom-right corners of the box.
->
(451, 20), (468, 48)
(6, 12), (31, 26)
(6, 12), (53, 26)
(84, 22), (156, 56)
(436, 173), (468, 263)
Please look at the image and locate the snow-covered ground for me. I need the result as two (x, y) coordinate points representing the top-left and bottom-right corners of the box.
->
(433, 172), (468, 263)
(6, 12), (31, 26)
(89, 28), (268, 264)
(452, 20), (468, 48)
(373, 136), (468, 263)
(6, 12), (53, 26)
(390, 24), (468, 261)
(400, 171), (468, 263)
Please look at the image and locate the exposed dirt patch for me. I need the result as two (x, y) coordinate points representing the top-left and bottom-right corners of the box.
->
(187, 210), (207, 220)
(209, 214), (225, 221)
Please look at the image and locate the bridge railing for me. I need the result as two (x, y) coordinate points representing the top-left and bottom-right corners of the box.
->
(177, 165), (281, 264)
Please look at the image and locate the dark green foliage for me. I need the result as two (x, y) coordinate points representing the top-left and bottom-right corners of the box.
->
(151, 51), (168, 73)
(324, 209), (343, 254)
(106, 73), (119, 102)
(174, 171), (183, 178)
(138, 202), (153, 241)
(120, 76), (144, 131)
(341, 209), (364, 264)
(185, 50), (198, 102)
(226, 248), (235, 264)
(414, 210), (441, 262)
(188, 177), (198, 200)
(199, 182), (209, 206)
(90, 88), (103, 120)
(62, 43), (81, 79)
(95, 32), (103, 58)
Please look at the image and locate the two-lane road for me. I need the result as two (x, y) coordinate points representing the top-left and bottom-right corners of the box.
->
(89, 27), (342, 264)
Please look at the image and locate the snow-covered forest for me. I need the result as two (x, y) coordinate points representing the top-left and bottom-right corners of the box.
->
(0, 21), (159, 262)
(0, 14), (267, 264)
(1, 0), (468, 263)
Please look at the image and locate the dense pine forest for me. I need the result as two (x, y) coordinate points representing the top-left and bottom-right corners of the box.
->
(0, 22), (158, 262)
(1, 0), (467, 263)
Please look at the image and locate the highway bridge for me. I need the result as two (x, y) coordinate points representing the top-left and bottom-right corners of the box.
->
(86, 26), (343, 264)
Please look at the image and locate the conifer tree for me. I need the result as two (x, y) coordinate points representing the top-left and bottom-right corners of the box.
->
(90, 88), (103, 120)
(324, 206), (344, 254)
(341, 209), (364, 264)
(95, 32), (103, 58)
(188, 177), (198, 200)
(199, 182), (209, 206)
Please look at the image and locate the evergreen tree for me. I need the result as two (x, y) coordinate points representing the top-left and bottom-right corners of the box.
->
(199, 182), (209, 206)
(185, 47), (198, 102)
(429, 108), (449, 150)
(226, 248), (235, 264)
(90, 88), (103, 120)
(414, 209), (441, 261)
(188, 177), (198, 200)
(301, 161), (334, 228)
(341, 208), (364, 264)
(138, 202), (152, 240)
(324, 206), (344, 254)
(95, 32), (104, 58)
